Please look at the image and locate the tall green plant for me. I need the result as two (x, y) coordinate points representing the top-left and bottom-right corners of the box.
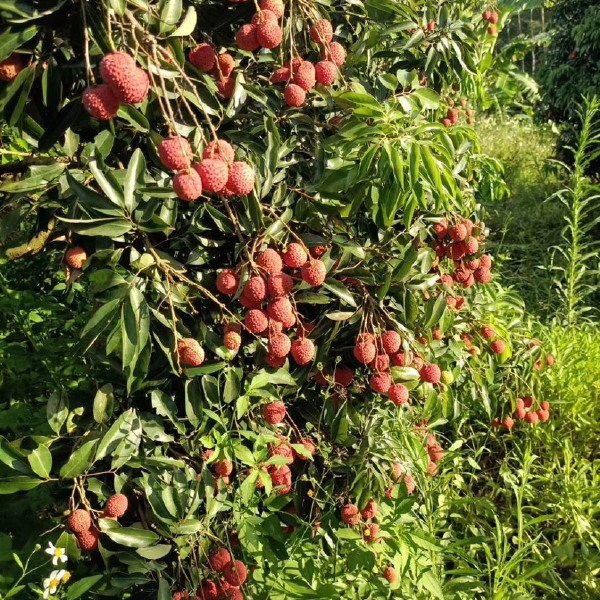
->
(549, 97), (600, 324)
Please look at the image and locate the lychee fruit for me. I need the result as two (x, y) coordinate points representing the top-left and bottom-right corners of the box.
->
(82, 85), (120, 120)
(281, 242), (307, 268)
(245, 309), (269, 334)
(361, 499), (377, 520)
(293, 61), (316, 91)
(215, 458), (233, 477)
(173, 590), (190, 600)
(419, 363), (441, 384)
(260, 0), (284, 18)
(173, 169), (203, 201)
(216, 269), (239, 295)
(265, 352), (286, 368)
(448, 223), (467, 242)
(474, 267), (492, 284)
(524, 411), (539, 424)
(362, 523), (380, 543)
(283, 84), (306, 107)
(490, 340), (505, 354)
(502, 416), (514, 430)
(104, 493), (128, 518)
(266, 296), (292, 320)
(189, 44), (216, 72)
(480, 325), (495, 340)
(203, 140), (235, 164)
(194, 159), (229, 193)
(480, 254), (492, 268)
(158, 136), (193, 171)
(256, 21), (283, 48)
(236, 24), (260, 51)
(224, 330), (242, 351)
(380, 330), (401, 354)
(268, 464), (292, 493)
(268, 333), (291, 358)
(197, 580), (218, 600)
(321, 41), (346, 66)
(99, 52), (135, 87)
(370, 372), (392, 394)
(263, 401), (286, 424)
(226, 161), (255, 196)
(114, 67), (149, 104)
(291, 338), (315, 366)
(209, 547), (232, 572)
(65, 246), (87, 270)
(76, 525), (100, 551)
(212, 54), (235, 79)
(315, 61), (337, 86)
(353, 341), (376, 365)
(310, 19), (334, 45)
(215, 76), (236, 100)
(252, 9), (279, 25)
(243, 276), (267, 303)
(334, 366), (354, 387)
(371, 353), (390, 372)
(67, 509), (92, 534)
(464, 237), (479, 255)
(433, 219), (448, 238)
(340, 503), (361, 526)
(301, 259), (327, 286)
(383, 566), (397, 583)
(271, 66), (291, 84)
(177, 338), (205, 367)
(388, 383), (409, 405)
(254, 250), (282, 277)
(0, 53), (24, 82)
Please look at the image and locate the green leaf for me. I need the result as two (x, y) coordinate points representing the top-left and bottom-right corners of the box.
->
(423, 295), (447, 329)
(93, 384), (115, 424)
(322, 279), (357, 307)
(66, 575), (104, 600)
(67, 174), (124, 217)
(103, 526), (159, 548)
(27, 445), (52, 479)
(0, 161), (66, 192)
(59, 438), (99, 479)
(95, 409), (137, 461)
(58, 216), (132, 237)
(0, 26), (37, 62)
(0, 477), (43, 494)
(89, 156), (124, 208)
(170, 5), (196, 36)
(47, 391), (68, 434)
(138, 544), (172, 560)
(0, 436), (30, 474)
(158, 576), (171, 600)
(123, 148), (145, 213)
(81, 298), (122, 350)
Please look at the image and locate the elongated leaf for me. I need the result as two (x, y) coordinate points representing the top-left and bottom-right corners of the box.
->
(123, 148), (145, 213)
(59, 438), (99, 478)
(95, 409), (136, 461)
(0, 476), (43, 494)
(89, 157), (124, 208)
(27, 445), (52, 479)
(170, 5), (196, 36)
(66, 575), (104, 600)
(103, 526), (159, 548)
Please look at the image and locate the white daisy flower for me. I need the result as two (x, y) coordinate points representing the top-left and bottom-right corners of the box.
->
(42, 569), (65, 599)
(45, 542), (68, 566)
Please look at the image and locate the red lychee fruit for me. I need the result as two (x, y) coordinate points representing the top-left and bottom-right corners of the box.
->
(194, 159), (229, 193)
(404, 474), (416, 494)
(0, 53), (24, 82)
(104, 493), (128, 518)
(236, 24), (260, 51)
(177, 338), (205, 367)
(203, 140), (235, 164)
(282, 242), (308, 268)
(226, 162), (255, 196)
(76, 525), (100, 551)
(283, 83), (306, 107)
(541, 400), (550, 410)
(464, 237), (479, 255)
(293, 61), (316, 91)
(215, 75), (236, 100)
(197, 580), (218, 600)
(173, 590), (190, 600)
(546, 354), (555, 367)
(441, 118), (452, 128)
(361, 499), (377, 520)
(502, 416), (514, 430)
(114, 67), (149, 104)
(321, 41), (346, 66)
(488, 24), (497, 35)
(267, 272), (293, 298)
(268, 333), (291, 358)
(515, 407), (526, 419)
(315, 60), (337, 86)
(490, 339), (505, 355)
(448, 223), (467, 242)
(301, 259), (327, 286)
(448, 242), (466, 261)
(353, 341), (376, 365)
(370, 353), (390, 372)
(428, 444), (444, 462)
(380, 330), (401, 354)
(310, 245), (327, 258)
(189, 44), (216, 72)
(215, 458), (233, 477)
(294, 438), (316, 460)
(67, 509), (92, 534)
(267, 297), (293, 322)
(479, 254), (492, 268)
(252, 9), (278, 25)
(256, 21), (283, 48)
(99, 52), (135, 87)
(480, 325), (495, 340)
(256, 249), (283, 275)
(433, 219), (448, 238)
(268, 464), (292, 493)
(453, 268), (471, 285)
(229, 589), (244, 600)
(291, 338), (315, 366)
(525, 411), (539, 424)
(388, 383), (409, 405)
(223, 330), (242, 351)
(82, 85), (120, 120)
(465, 258), (480, 270)
(264, 352), (286, 368)
(389, 351), (409, 367)
(362, 523), (380, 543)
(341, 503), (361, 526)
(370, 372), (392, 394)
(209, 547), (232, 572)
(474, 267), (492, 284)
(243, 276), (267, 303)
(65, 246), (87, 270)
(173, 169), (203, 201)
(159, 136), (193, 171)
(310, 19), (334, 45)
(263, 401), (286, 424)
(383, 566), (397, 583)
(216, 269), (239, 295)
(212, 54), (235, 79)
(334, 366), (354, 387)
(245, 309), (269, 334)
(271, 66), (291, 84)
(260, 0), (284, 18)
(419, 363), (441, 384)
(269, 441), (294, 464)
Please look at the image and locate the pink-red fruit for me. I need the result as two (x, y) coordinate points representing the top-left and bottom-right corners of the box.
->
(420, 363), (441, 384)
(194, 160), (229, 193)
(282, 242), (308, 268)
(173, 169), (202, 201)
(159, 137), (193, 171)
(65, 247), (87, 270)
(227, 162), (255, 195)
(310, 19), (334, 45)
(301, 259), (327, 286)
(104, 493), (128, 518)
(291, 338), (315, 365)
(263, 401), (286, 424)
(82, 85), (120, 120)
(284, 84), (306, 107)
(189, 44), (216, 72)
(67, 509), (92, 534)
(177, 338), (205, 367)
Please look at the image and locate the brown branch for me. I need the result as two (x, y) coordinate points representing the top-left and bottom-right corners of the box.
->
(4, 219), (59, 261)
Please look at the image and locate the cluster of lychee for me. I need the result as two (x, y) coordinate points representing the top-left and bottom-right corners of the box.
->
(82, 52), (149, 120)
(215, 243), (327, 367)
(440, 98), (475, 127)
(492, 396), (551, 429)
(235, 0), (285, 53)
(479, 324), (507, 356)
(340, 498), (381, 544)
(0, 53), (24, 82)
(482, 9), (499, 36)
(66, 493), (128, 551)
(188, 43), (237, 99)
(269, 19), (346, 107)
(157, 136), (255, 202)
(175, 547), (247, 600)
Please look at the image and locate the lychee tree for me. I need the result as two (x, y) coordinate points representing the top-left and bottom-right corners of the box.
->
(0, 1), (555, 598)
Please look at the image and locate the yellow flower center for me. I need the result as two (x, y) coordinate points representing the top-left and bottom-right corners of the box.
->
(62, 571), (71, 583)
(54, 548), (64, 557)
(50, 578), (61, 590)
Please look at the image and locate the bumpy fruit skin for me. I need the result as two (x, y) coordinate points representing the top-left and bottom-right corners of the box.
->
(245, 309), (269, 333)
(362, 523), (380, 543)
(216, 269), (239, 295)
(334, 366), (354, 387)
(76, 525), (100, 551)
(194, 159), (229, 193)
(480, 325), (495, 340)
(209, 547), (232, 572)
(270, 442), (294, 464)
(177, 338), (205, 367)
(65, 246), (87, 270)
(189, 44), (216, 72)
(464, 237), (479, 255)
(256, 22), (283, 48)
(448, 223), (467, 242)
(263, 401), (286, 424)
(380, 330), (401, 354)
(67, 509), (92, 534)
(370, 372), (392, 394)
(404, 474), (416, 494)
(524, 411), (539, 424)
(282, 242), (308, 268)
(293, 61), (316, 91)
(203, 140), (235, 164)
(315, 61), (337, 85)
(243, 276), (267, 303)
(419, 363), (441, 384)
(301, 259), (327, 286)
(267, 272), (293, 298)
(252, 9), (278, 25)
(383, 566), (397, 583)
(260, 0), (284, 18)
(257, 248), (283, 275)
(284, 84), (306, 107)
(215, 459), (233, 476)
(197, 580), (218, 600)
(0, 53), (24, 81)
(268, 464), (292, 493)
(104, 493), (128, 518)
(159, 137), (193, 171)
(321, 41), (346, 66)
(173, 169), (203, 201)
(490, 339), (505, 354)
(267, 297), (293, 322)
(271, 66), (291, 84)
(353, 341), (376, 365)
(215, 76), (235, 100)
(341, 503), (361, 525)
(310, 19), (334, 45)
(428, 444), (444, 462)
(290, 338), (315, 365)
(361, 499), (377, 520)
(172, 590), (190, 600)
(82, 84), (120, 120)
(474, 267), (492, 283)
(224, 330), (242, 350)
(502, 416), (514, 430)
(236, 24), (260, 51)
(388, 383), (409, 405)
(268, 333), (291, 357)
(227, 162), (255, 196)
(370, 353), (390, 372)
(99, 52), (135, 86)
(212, 54), (235, 79)
(479, 254), (492, 268)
